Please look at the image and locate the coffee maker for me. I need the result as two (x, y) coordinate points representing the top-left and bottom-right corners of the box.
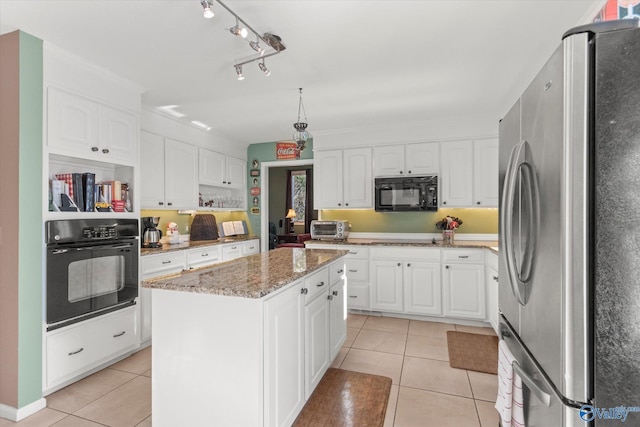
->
(141, 216), (162, 248)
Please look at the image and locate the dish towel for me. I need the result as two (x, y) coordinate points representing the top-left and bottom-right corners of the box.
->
(495, 339), (526, 427)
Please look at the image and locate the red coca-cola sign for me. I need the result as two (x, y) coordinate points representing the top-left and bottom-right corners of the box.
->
(276, 142), (299, 160)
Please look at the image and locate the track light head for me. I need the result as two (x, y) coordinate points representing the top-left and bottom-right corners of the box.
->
(230, 18), (248, 38)
(258, 60), (271, 77)
(249, 39), (265, 56)
(200, 1), (214, 18)
(235, 65), (244, 80)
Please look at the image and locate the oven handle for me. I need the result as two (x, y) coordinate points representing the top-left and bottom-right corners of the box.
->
(51, 242), (136, 254)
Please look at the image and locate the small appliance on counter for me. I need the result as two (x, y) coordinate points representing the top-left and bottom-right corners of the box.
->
(190, 214), (219, 241)
(141, 216), (162, 248)
(310, 220), (350, 240)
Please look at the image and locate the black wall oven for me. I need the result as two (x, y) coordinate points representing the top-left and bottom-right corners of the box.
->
(46, 219), (139, 331)
(374, 175), (438, 212)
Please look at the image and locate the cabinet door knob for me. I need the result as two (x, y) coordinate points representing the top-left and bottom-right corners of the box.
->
(408, 170), (412, 174)
(345, 203), (349, 206)
(228, 182), (231, 185)
(445, 265), (450, 269)
(399, 170), (403, 174)
(493, 276), (499, 281)
(443, 201), (447, 205)
(338, 203), (342, 206)
(167, 202), (173, 206)
(327, 295), (333, 301)
(102, 148), (110, 154)
(159, 202), (164, 206)
(397, 262), (401, 266)
(301, 288), (308, 295)
(477, 201), (481, 205)
(332, 290), (338, 296)
(223, 181), (227, 184)
(91, 146), (99, 152)
(337, 269), (344, 274)
(407, 263), (411, 267)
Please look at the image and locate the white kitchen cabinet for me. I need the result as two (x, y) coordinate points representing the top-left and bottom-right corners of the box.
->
(473, 138), (499, 207)
(264, 281), (305, 427)
(186, 246), (221, 270)
(442, 249), (486, 320)
(140, 133), (198, 209)
(44, 306), (137, 393)
(485, 250), (499, 333)
(198, 148), (247, 189)
(440, 140), (474, 207)
(370, 260), (404, 312)
(328, 261), (347, 360)
(404, 261), (442, 316)
(304, 287), (330, 399)
(314, 148), (372, 209)
(221, 242), (242, 261)
(47, 87), (138, 165)
(241, 239), (260, 256)
(373, 142), (439, 177)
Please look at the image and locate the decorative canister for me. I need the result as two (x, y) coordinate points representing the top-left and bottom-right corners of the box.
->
(442, 229), (455, 245)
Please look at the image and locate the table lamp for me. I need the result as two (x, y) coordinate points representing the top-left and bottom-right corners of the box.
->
(285, 208), (296, 233)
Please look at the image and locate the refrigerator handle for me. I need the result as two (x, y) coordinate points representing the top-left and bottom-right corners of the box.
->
(501, 140), (540, 306)
(513, 361), (552, 407)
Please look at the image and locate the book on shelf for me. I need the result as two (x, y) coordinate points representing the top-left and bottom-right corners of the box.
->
(54, 174), (74, 200)
(72, 173), (84, 212)
(82, 172), (95, 212)
(51, 179), (65, 210)
(220, 220), (247, 237)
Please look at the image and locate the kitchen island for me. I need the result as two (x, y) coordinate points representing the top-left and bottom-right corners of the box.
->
(143, 247), (348, 427)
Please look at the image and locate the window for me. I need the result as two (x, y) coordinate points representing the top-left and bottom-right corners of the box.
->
(291, 170), (306, 224)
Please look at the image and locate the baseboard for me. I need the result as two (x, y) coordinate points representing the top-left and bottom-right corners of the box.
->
(0, 398), (47, 422)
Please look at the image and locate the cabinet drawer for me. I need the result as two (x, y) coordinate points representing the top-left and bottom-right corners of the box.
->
(242, 240), (259, 256)
(345, 259), (369, 282)
(442, 248), (484, 263)
(346, 284), (369, 310)
(329, 260), (347, 284)
(304, 268), (330, 304)
(46, 307), (137, 386)
(141, 252), (186, 279)
(187, 246), (220, 269)
(370, 246), (440, 261)
(343, 246), (369, 259)
(221, 244), (242, 261)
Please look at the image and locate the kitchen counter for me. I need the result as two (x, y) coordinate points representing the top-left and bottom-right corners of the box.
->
(140, 234), (259, 256)
(142, 247), (348, 298)
(305, 237), (499, 254)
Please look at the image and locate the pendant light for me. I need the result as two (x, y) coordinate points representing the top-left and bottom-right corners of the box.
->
(293, 88), (310, 151)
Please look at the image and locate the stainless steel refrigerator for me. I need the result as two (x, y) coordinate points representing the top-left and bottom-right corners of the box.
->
(499, 19), (640, 427)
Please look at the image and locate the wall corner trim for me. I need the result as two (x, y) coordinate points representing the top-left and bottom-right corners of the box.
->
(0, 398), (47, 422)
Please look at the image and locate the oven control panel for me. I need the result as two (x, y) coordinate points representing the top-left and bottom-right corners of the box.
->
(83, 225), (117, 239)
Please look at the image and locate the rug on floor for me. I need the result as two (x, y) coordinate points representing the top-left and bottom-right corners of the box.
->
(447, 331), (499, 374)
(293, 368), (392, 427)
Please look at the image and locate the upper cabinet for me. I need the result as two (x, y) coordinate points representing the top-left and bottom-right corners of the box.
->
(473, 138), (499, 207)
(440, 139), (498, 208)
(373, 142), (439, 177)
(314, 148), (372, 209)
(47, 87), (138, 166)
(199, 149), (246, 189)
(140, 132), (198, 209)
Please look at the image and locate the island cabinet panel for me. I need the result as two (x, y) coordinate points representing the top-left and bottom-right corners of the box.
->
(264, 281), (305, 427)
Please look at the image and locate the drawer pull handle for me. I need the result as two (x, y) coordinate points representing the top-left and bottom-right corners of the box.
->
(348, 295), (357, 299)
(316, 281), (325, 287)
(113, 331), (126, 338)
(493, 276), (499, 281)
(348, 269), (358, 273)
(249, 246), (255, 249)
(68, 348), (84, 356)
(348, 251), (358, 254)
(458, 255), (469, 259)
(202, 253), (209, 257)
(162, 260), (172, 264)
(232, 246), (237, 249)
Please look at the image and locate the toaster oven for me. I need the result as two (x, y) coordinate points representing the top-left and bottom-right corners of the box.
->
(310, 220), (350, 240)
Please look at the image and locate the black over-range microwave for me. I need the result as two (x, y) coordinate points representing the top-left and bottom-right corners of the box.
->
(374, 176), (438, 212)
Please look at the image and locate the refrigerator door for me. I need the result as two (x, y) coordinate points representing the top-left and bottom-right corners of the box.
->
(592, 27), (640, 424)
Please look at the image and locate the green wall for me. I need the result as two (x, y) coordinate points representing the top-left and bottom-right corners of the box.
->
(321, 208), (498, 234)
(18, 31), (44, 407)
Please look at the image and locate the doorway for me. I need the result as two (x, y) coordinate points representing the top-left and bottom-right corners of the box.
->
(259, 159), (314, 252)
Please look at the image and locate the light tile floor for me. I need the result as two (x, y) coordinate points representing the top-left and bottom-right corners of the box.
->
(0, 316), (499, 427)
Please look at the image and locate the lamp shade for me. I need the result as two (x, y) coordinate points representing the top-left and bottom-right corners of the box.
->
(286, 208), (297, 219)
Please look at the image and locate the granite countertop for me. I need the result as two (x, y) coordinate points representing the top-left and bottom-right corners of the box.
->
(140, 235), (259, 256)
(142, 248), (348, 298)
(305, 238), (499, 253)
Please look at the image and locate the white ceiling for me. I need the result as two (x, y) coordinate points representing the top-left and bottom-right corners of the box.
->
(0, 0), (605, 146)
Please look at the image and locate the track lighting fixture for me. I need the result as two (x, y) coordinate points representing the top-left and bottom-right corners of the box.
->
(258, 60), (271, 76)
(235, 64), (244, 80)
(229, 18), (248, 38)
(292, 88), (311, 151)
(200, 0), (214, 18)
(199, 0), (286, 79)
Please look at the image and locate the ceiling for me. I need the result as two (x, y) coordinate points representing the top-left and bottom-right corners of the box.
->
(0, 0), (605, 146)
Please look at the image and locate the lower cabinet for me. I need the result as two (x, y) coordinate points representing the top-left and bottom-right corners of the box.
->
(304, 287), (330, 399)
(485, 251), (499, 333)
(370, 260), (404, 312)
(442, 249), (486, 320)
(264, 281), (305, 427)
(404, 261), (442, 316)
(329, 265), (347, 361)
(45, 306), (138, 393)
